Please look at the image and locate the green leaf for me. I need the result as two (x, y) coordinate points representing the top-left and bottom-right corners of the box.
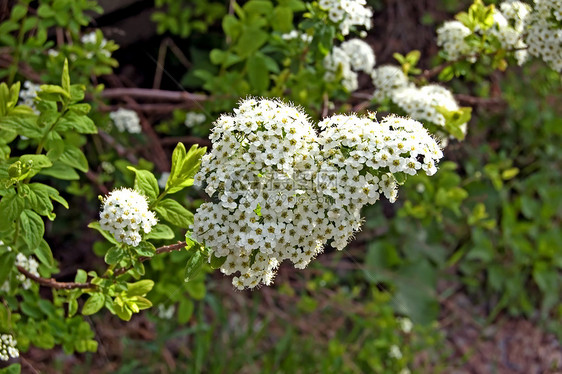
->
(61, 59), (70, 94)
(154, 199), (194, 229)
(166, 144), (206, 194)
(82, 293), (105, 315)
(134, 241), (156, 257)
(19, 210), (44, 249)
(11, 4), (27, 21)
(0, 192), (24, 232)
(57, 112), (97, 134)
(38, 84), (70, 99)
(104, 246), (124, 265)
(145, 224), (175, 240)
(210, 253), (227, 269)
(0, 115), (43, 139)
(29, 183), (68, 209)
(127, 279), (154, 296)
(0, 251), (15, 285)
(247, 53), (270, 92)
(177, 299), (194, 324)
(272, 6), (293, 32)
(501, 167), (519, 180)
(35, 239), (56, 268)
(234, 27), (268, 58)
(0, 364), (21, 374)
(127, 166), (159, 202)
(39, 161), (80, 180)
(88, 222), (118, 244)
(59, 144), (88, 172)
(184, 250), (204, 282)
(68, 103), (91, 115)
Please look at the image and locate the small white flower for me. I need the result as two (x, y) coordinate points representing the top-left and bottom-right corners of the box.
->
(400, 317), (413, 333)
(99, 188), (157, 247)
(109, 108), (142, 134)
(185, 112), (206, 128)
(389, 344), (403, 359)
(0, 334), (19, 361)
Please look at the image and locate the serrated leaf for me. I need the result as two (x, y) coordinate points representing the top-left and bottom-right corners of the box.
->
(59, 144), (88, 172)
(39, 161), (80, 180)
(154, 199), (194, 228)
(0, 192), (24, 232)
(19, 210), (44, 249)
(127, 166), (159, 201)
(35, 239), (56, 268)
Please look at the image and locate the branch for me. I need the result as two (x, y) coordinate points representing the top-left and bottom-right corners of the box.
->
(113, 241), (188, 277)
(100, 88), (208, 103)
(17, 242), (189, 290)
(16, 266), (93, 290)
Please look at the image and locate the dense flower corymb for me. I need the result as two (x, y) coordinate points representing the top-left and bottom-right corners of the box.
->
(192, 98), (443, 290)
(99, 188), (157, 246)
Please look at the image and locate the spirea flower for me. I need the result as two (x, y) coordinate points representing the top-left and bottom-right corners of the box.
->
(324, 46), (359, 92)
(184, 112), (206, 128)
(99, 188), (157, 247)
(436, 21), (475, 61)
(391, 84), (466, 132)
(324, 39), (376, 92)
(525, 0), (562, 72)
(318, 0), (373, 35)
(81, 31), (112, 58)
(109, 108), (142, 134)
(281, 30), (313, 43)
(340, 38), (376, 73)
(371, 65), (411, 101)
(14, 253), (39, 290)
(192, 98), (443, 290)
(0, 334), (18, 361)
(19, 81), (40, 112)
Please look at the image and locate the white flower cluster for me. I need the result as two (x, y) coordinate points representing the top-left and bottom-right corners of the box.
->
(436, 21), (475, 61)
(526, 0), (562, 72)
(109, 108), (142, 134)
(81, 31), (112, 58)
(99, 188), (157, 247)
(192, 99), (442, 290)
(370, 65), (466, 137)
(184, 112), (206, 128)
(324, 39), (376, 92)
(391, 84), (466, 131)
(0, 334), (18, 361)
(15, 253), (39, 290)
(340, 39), (376, 73)
(19, 81), (40, 112)
(437, 2), (531, 65)
(318, 0), (373, 35)
(370, 65), (410, 101)
(281, 30), (313, 43)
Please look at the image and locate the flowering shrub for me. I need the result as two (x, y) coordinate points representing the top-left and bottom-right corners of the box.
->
(0, 0), (559, 371)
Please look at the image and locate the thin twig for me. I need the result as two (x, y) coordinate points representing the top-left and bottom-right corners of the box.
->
(17, 242), (190, 290)
(17, 266), (93, 289)
(101, 88), (208, 103)
(113, 241), (188, 276)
